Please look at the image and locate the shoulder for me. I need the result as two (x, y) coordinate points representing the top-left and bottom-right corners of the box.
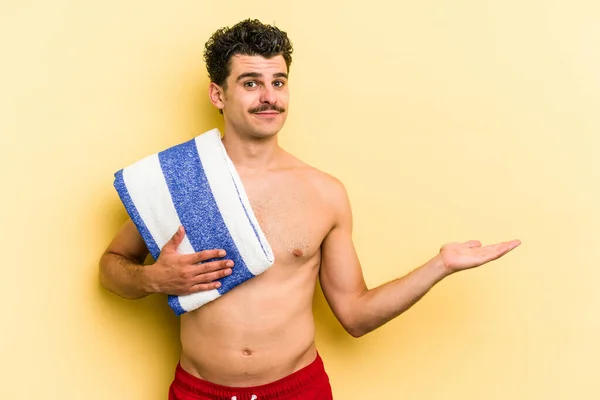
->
(308, 168), (348, 201)
(282, 151), (352, 232)
(283, 151), (349, 206)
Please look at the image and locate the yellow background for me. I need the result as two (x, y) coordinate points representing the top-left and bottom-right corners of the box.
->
(1, 0), (599, 398)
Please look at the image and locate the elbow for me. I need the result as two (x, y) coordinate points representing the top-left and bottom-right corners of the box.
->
(346, 327), (367, 338)
(98, 252), (121, 295)
(340, 317), (371, 338)
(336, 295), (373, 338)
(98, 267), (110, 292)
(98, 256), (112, 293)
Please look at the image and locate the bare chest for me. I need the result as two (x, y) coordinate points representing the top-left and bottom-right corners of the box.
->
(241, 174), (331, 264)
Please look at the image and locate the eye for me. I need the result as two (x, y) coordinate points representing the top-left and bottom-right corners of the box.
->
(273, 80), (285, 88)
(244, 81), (258, 88)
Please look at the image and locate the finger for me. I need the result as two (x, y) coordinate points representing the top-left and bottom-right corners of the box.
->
(462, 240), (482, 248)
(193, 267), (233, 284)
(163, 226), (185, 252)
(492, 240), (521, 254)
(480, 240), (521, 261)
(188, 281), (223, 293)
(508, 239), (522, 250)
(183, 249), (227, 264)
(194, 259), (234, 275)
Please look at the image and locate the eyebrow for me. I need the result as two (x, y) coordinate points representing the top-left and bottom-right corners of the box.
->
(236, 72), (288, 82)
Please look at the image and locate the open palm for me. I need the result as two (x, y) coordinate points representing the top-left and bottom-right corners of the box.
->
(440, 239), (521, 273)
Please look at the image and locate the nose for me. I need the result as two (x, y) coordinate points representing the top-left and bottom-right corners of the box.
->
(259, 85), (277, 105)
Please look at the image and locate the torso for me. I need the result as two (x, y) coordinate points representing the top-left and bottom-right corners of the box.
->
(179, 153), (336, 387)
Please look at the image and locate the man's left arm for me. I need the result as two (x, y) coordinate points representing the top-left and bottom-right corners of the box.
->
(319, 180), (520, 338)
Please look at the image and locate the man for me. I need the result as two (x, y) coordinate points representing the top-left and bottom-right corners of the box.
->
(99, 19), (521, 400)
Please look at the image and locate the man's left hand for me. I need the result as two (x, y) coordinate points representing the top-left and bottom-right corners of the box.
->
(439, 239), (521, 274)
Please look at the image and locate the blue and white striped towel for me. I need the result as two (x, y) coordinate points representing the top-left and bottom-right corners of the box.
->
(113, 128), (274, 315)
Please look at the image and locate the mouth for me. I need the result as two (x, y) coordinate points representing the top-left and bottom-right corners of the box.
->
(253, 111), (282, 118)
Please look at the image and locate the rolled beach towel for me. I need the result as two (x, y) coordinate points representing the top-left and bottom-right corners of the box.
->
(113, 128), (274, 315)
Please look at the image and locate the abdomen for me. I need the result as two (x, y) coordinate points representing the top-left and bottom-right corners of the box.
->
(178, 269), (318, 387)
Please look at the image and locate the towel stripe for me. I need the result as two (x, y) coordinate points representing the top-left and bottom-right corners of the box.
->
(119, 153), (221, 315)
(114, 169), (161, 259)
(230, 170), (271, 261)
(195, 131), (274, 276)
(158, 138), (254, 296)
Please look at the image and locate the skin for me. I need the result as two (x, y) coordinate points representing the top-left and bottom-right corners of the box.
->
(99, 54), (521, 387)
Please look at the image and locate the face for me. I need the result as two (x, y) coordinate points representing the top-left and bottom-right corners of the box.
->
(209, 54), (289, 139)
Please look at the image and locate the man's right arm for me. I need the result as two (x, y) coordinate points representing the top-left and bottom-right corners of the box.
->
(99, 219), (234, 299)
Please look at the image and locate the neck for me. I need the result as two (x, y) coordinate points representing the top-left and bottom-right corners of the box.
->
(221, 129), (281, 172)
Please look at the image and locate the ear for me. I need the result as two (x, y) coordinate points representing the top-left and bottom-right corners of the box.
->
(208, 82), (225, 112)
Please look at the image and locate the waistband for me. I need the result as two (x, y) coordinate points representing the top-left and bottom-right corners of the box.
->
(172, 353), (326, 399)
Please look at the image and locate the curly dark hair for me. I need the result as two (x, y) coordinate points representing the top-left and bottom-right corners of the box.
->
(203, 19), (294, 88)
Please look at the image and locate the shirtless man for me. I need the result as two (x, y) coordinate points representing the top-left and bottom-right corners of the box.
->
(99, 19), (521, 400)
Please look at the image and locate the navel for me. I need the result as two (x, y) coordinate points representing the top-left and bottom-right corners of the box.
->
(242, 349), (253, 356)
(292, 248), (304, 257)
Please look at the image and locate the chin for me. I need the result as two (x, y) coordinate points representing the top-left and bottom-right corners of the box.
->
(252, 122), (286, 138)
(252, 129), (280, 139)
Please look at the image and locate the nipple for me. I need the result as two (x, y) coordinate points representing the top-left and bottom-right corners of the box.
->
(292, 248), (303, 257)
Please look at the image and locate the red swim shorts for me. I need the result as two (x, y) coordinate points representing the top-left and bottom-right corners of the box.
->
(168, 353), (333, 400)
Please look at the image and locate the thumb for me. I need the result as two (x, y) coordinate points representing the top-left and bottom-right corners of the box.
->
(163, 226), (185, 252)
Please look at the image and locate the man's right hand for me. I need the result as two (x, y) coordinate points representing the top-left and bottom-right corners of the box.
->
(144, 226), (234, 296)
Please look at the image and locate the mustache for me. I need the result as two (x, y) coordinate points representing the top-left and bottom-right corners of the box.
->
(249, 104), (286, 114)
